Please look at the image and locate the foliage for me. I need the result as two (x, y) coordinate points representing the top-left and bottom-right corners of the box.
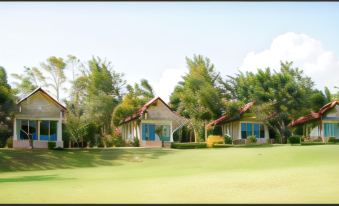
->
(6, 137), (13, 148)
(130, 137), (140, 147)
(0, 67), (15, 147)
(300, 142), (325, 146)
(40, 56), (67, 100)
(171, 142), (207, 149)
(224, 134), (232, 144)
(288, 135), (301, 144)
(48, 142), (56, 150)
(246, 135), (257, 144)
(206, 135), (224, 148)
(169, 55), (224, 142)
(112, 79), (154, 126)
(222, 61), (328, 143)
(212, 144), (234, 148)
(328, 137), (337, 144)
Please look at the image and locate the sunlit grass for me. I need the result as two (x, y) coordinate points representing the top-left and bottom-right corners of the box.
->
(0, 145), (339, 203)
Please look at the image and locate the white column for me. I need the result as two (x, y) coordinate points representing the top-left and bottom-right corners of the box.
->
(13, 118), (17, 140)
(170, 122), (173, 142)
(56, 111), (63, 148)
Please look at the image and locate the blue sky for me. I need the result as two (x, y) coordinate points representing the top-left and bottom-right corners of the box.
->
(1, 2), (339, 102)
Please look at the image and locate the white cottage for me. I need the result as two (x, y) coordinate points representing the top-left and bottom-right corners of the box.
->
(119, 97), (188, 147)
(290, 100), (339, 141)
(207, 102), (270, 144)
(13, 87), (66, 148)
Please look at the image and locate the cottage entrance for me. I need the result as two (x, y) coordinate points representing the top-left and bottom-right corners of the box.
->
(141, 123), (171, 141)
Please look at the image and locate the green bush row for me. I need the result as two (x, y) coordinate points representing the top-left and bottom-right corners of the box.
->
(171, 142), (207, 149)
(213, 144), (234, 148)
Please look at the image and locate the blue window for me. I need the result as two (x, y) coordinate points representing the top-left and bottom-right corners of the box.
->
(241, 123), (266, 139)
(324, 123), (339, 138)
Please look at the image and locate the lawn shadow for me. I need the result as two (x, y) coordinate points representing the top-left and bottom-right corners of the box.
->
(0, 174), (74, 183)
(0, 148), (174, 173)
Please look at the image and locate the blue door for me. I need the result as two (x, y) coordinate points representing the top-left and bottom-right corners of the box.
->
(142, 124), (156, 141)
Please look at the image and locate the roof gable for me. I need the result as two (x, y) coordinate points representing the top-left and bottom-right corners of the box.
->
(17, 87), (67, 111)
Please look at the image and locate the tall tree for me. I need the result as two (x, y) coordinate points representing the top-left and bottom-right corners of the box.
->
(169, 55), (224, 142)
(11, 66), (46, 97)
(0, 67), (15, 147)
(222, 61), (327, 143)
(112, 79), (155, 126)
(40, 56), (67, 100)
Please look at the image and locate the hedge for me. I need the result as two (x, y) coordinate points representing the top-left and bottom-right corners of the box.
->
(171, 142), (207, 149)
(48, 141), (56, 150)
(301, 142), (325, 146)
(288, 135), (302, 144)
(213, 144), (234, 148)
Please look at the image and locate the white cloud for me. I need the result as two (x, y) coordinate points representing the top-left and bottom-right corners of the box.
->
(152, 69), (187, 103)
(240, 32), (339, 92)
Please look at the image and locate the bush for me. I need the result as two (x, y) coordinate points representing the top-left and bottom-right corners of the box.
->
(213, 144), (234, 148)
(233, 139), (246, 145)
(206, 135), (224, 148)
(224, 134), (232, 144)
(301, 142), (325, 146)
(130, 137), (139, 147)
(6, 136), (13, 148)
(53, 147), (64, 151)
(246, 135), (257, 144)
(328, 137), (336, 144)
(112, 135), (124, 147)
(288, 135), (301, 144)
(48, 141), (56, 150)
(171, 142), (207, 149)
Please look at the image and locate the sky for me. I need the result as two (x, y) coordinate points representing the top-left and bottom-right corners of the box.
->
(1, 2), (339, 103)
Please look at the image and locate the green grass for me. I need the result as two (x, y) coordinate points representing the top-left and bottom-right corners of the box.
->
(1, 145), (339, 203)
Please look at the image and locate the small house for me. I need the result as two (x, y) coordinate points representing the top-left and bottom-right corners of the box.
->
(207, 102), (270, 144)
(119, 97), (188, 147)
(289, 100), (339, 141)
(13, 87), (66, 148)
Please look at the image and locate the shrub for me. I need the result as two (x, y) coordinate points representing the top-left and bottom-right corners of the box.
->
(130, 137), (139, 147)
(112, 135), (124, 147)
(48, 141), (56, 150)
(288, 135), (301, 144)
(224, 134), (232, 144)
(301, 142), (325, 146)
(6, 137), (13, 148)
(206, 135), (224, 148)
(328, 137), (336, 144)
(171, 142), (207, 149)
(213, 144), (234, 148)
(53, 147), (64, 151)
(246, 135), (257, 144)
(233, 139), (246, 145)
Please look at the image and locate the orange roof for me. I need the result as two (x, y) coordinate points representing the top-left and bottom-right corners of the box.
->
(207, 102), (254, 127)
(119, 96), (172, 125)
(289, 100), (339, 127)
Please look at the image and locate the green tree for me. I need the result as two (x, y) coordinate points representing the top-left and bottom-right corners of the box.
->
(40, 56), (67, 100)
(169, 55), (224, 142)
(11, 66), (46, 96)
(0, 67), (15, 147)
(223, 61), (327, 143)
(112, 79), (155, 126)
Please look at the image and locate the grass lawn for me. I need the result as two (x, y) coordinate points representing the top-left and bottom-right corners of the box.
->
(1, 145), (339, 203)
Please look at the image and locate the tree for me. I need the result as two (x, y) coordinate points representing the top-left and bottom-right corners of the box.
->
(0, 67), (15, 147)
(222, 61), (328, 143)
(40, 56), (67, 100)
(169, 55), (224, 142)
(11, 66), (46, 97)
(112, 79), (155, 126)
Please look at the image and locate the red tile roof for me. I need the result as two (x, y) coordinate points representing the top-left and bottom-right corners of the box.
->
(289, 100), (339, 127)
(207, 102), (254, 127)
(119, 96), (172, 125)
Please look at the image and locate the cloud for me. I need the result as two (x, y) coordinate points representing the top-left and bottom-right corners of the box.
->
(152, 69), (187, 103)
(240, 32), (339, 92)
